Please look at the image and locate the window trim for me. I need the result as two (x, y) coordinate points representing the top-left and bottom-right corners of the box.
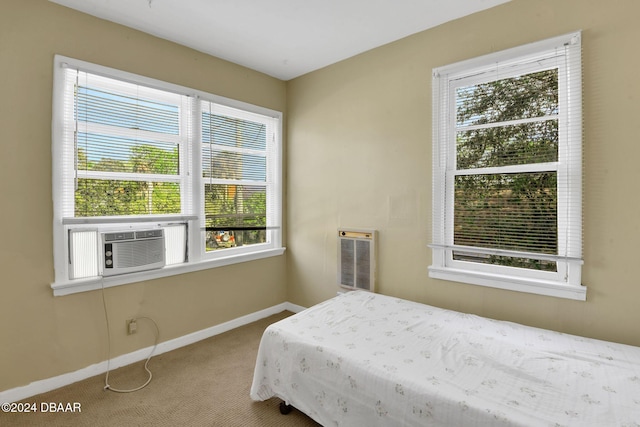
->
(197, 101), (282, 259)
(51, 55), (284, 296)
(429, 32), (585, 301)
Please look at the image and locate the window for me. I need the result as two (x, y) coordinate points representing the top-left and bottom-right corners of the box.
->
(52, 56), (283, 295)
(429, 32), (584, 300)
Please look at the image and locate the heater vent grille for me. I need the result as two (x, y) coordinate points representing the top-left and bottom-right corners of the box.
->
(338, 229), (376, 292)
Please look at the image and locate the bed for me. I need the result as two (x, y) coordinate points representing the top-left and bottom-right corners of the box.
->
(250, 290), (640, 426)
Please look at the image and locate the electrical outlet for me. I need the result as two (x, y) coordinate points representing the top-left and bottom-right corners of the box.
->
(126, 318), (137, 335)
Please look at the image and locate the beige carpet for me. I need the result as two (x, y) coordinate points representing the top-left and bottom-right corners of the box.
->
(2, 311), (320, 427)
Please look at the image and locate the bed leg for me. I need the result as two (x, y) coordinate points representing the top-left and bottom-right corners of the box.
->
(279, 401), (293, 415)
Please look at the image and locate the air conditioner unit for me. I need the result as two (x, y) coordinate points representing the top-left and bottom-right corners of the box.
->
(338, 229), (376, 292)
(101, 229), (165, 277)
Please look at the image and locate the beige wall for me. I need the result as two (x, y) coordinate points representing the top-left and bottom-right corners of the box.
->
(3, 0), (640, 395)
(286, 0), (640, 346)
(0, 0), (287, 391)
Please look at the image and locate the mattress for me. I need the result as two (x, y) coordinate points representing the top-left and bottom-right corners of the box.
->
(250, 291), (640, 426)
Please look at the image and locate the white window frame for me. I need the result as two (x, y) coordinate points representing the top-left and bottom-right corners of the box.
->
(51, 55), (284, 296)
(429, 32), (585, 301)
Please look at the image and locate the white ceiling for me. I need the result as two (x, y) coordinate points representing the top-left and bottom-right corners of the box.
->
(49, 0), (511, 81)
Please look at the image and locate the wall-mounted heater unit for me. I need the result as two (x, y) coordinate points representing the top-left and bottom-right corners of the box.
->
(102, 229), (165, 277)
(338, 229), (376, 292)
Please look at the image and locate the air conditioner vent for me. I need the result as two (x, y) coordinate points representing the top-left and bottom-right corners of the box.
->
(102, 229), (165, 276)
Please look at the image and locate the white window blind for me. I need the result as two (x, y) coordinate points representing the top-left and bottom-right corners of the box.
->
(59, 67), (192, 220)
(429, 32), (584, 300)
(200, 101), (278, 253)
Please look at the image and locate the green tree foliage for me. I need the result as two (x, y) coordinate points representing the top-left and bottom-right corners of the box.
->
(453, 69), (559, 271)
(75, 145), (180, 217)
(204, 184), (266, 251)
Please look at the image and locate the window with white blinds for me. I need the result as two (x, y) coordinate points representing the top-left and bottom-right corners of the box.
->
(429, 32), (584, 300)
(51, 55), (283, 295)
(200, 102), (278, 253)
(71, 72), (189, 218)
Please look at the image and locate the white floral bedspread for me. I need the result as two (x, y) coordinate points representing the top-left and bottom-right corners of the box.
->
(250, 291), (640, 426)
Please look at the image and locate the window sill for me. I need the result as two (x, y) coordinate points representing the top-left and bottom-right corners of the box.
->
(51, 247), (286, 296)
(428, 265), (586, 301)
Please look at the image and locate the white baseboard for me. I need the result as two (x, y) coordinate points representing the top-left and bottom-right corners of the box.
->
(285, 301), (306, 313)
(0, 301), (306, 403)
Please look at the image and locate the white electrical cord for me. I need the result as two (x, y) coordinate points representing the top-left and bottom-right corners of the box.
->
(100, 277), (160, 393)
